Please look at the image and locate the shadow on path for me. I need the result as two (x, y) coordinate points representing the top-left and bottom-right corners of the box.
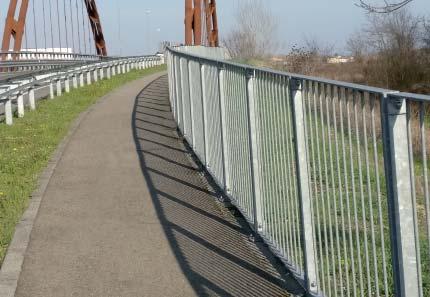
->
(132, 75), (305, 297)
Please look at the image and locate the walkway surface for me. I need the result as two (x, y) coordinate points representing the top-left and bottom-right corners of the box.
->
(10, 72), (302, 297)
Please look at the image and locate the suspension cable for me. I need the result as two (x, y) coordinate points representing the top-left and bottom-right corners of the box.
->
(69, 0), (75, 53)
(81, 0), (87, 54)
(24, 14), (29, 50)
(49, 0), (55, 50)
(32, 0), (38, 52)
(63, 0), (69, 51)
(86, 5), (93, 55)
(75, 0), (82, 53)
(56, 0), (62, 52)
(42, 0), (48, 50)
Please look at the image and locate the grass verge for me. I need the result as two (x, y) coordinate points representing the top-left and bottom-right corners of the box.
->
(0, 64), (166, 264)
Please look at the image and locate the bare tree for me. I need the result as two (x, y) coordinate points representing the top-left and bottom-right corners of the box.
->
(223, 0), (279, 59)
(357, 0), (414, 13)
(423, 17), (430, 49)
(360, 9), (424, 90)
(346, 32), (368, 61)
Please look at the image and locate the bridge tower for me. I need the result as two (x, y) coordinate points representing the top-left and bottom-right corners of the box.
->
(185, 0), (218, 47)
(1, 0), (107, 58)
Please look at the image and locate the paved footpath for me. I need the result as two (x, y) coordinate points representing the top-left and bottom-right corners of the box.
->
(5, 72), (303, 297)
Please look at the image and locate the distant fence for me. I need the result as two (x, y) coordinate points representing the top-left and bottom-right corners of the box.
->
(167, 46), (430, 297)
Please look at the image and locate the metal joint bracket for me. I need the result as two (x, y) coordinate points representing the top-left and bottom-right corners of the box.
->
(290, 78), (302, 92)
(246, 68), (255, 79)
(387, 95), (405, 113)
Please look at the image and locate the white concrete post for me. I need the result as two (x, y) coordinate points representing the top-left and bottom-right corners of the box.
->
(65, 77), (70, 93)
(4, 98), (13, 125)
(56, 79), (62, 96)
(107, 66), (111, 79)
(99, 67), (104, 80)
(79, 72), (85, 87)
(73, 74), (78, 88)
(93, 69), (98, 82)
(49, 81), (55, 99)
(29, 87), (35, 110)
(86, 71), (92, 85)
(17, 93), (24, 118)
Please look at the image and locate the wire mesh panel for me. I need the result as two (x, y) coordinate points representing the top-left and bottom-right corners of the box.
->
(303, 81), (393, 297)
(202, 64), (224, 189)
(220, 65), (255, 222)
(252, 70), (304, 276)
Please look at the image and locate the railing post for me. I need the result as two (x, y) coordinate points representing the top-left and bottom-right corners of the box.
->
(187, 60), (196, 148)
(175, 56), (183, 131)
(93, 69), (98, 82)
(217, 63), (230, 193)
(86, 71), (92, 85)
(381, 95), (420, 297)
(65, 76), (70, 93)
(49, 80), (55, 99)
(72, 73), (78, 89)
(17, 93), (24, 118)
(245, 69), (263, 232)
(28, 87), (35, 110)
(199, 63), (207, 165)
(107, 66), (111, 79)
(289, 78), (319, 294)
(4, 97), (13, 125)
(200, 64), (209, 166)
(56, 78), (62, 96)
(99, 67), (104, 80)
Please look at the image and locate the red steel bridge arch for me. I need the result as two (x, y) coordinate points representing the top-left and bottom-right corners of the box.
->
(1, 0), (107, 57)
(1, 0), (219, 59)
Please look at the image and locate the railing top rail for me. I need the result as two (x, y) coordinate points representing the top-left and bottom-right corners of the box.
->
(167, 46), (430, 100)
(390, 91), (430, 102)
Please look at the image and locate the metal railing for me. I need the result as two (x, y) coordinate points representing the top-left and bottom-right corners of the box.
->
(166, 46), (430, 297)
(0, 55), (162, 125)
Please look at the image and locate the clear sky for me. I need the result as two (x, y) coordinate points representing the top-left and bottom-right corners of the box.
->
(1, 0), (429, 56)
(96, 0), (430, 56)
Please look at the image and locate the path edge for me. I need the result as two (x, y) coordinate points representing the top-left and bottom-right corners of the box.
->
(0, 71), (166, 297)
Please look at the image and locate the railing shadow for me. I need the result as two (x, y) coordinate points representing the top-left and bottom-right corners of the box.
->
(131, 75), (304, 296)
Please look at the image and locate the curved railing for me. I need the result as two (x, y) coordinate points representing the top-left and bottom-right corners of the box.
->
(167, 45), (430, 297)
(0, 55), (163, 125)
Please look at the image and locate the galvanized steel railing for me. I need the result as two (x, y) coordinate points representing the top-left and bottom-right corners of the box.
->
(0, 55), (162, 125)
(166, 46), (430, 297)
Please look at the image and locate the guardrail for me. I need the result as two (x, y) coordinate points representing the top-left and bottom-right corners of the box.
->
(0, 51), (102, 62)
(0, 55), (162, 125)
(166, 46), (430, 297)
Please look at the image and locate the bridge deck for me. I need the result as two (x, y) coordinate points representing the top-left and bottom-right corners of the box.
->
(12, 74), (301, 297)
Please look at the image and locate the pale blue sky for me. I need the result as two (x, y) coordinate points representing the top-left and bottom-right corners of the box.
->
(97, 0), (430, 56)
(1, 0), (429, 56)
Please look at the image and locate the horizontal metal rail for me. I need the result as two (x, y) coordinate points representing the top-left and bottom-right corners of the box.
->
(166, 45), (430, 297)
(0, 51), (102, 62)
(0, 55), (163, 125)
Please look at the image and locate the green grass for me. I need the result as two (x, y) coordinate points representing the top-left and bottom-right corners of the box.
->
(250, 81), (430, 296)
(0, 64), (166, 264)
